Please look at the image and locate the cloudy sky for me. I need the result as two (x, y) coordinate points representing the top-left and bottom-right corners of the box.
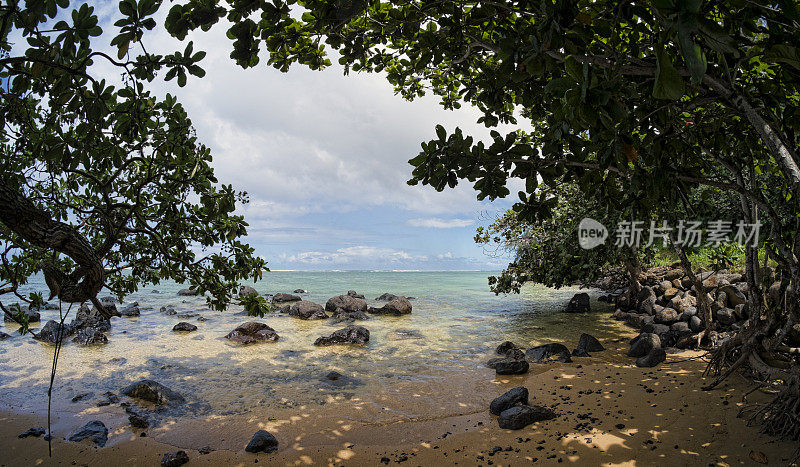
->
(97, 5), (520, 270)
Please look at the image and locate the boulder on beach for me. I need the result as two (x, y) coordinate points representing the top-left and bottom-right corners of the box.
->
(494, 358), (529, 375)
(498, 405), (557, 430)
(325, 295), (367, 314)
(245, 430), (278, 453)
(172, 322), (197, 332)
(272, 293), (301, 303)
(122, 379), (185, 405)
(636, 347), (667, 367)
(288, 300), (328, 320)
(161, 451), (190, 467)
(564, 292), (590, 313)
(490, 387), (529, 415)
(226, 322), (279, 344)
(18, 427), (46, 438)
(572, 333), (605, 357)
(68, 420), (108, 447)
(628, 333), (661, 358)
(525, 343), (573, 363)
(314, 325), (370, 346)
(368, 297), (412, 316)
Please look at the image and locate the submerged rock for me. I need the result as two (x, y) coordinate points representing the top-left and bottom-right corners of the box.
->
(273, 293), (301, 303)
(122, 379), (185, 405)
(288, 300), (328, 320)
(172, 322), (197, 332)
(245, 430), (278, 453)
(329, 310), (370, 324)
(572, 333), (605, 357)
(72, 327), (108, 345)
(68, 420), (108, 447)
(525, 343), (573, 363)
(325, 295), (367, 314)
(18, 427), (46, 438)
(314, 325), (370, 346)
(498, 405), (557, 430)
(490, 387), (529, 415)
(368, 297), (412, 316)
(564, 293), (590, 313)
(226, 322), (279, 344)
(320, 371), (363, 389)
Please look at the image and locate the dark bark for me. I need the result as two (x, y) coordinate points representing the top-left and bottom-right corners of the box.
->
(0, 178), (109, 317)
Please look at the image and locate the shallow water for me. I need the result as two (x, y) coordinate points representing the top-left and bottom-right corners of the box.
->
(0, 271), (623, 425)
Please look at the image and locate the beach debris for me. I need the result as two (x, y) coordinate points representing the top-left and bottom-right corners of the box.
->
(288, 300), (328, 320)
(572, 333), (605, 357)
(272, 293), (301, 303)
(245, 430), (278, 453)
(314, 325), (370, 346)
(525, 343), (573, 363)
(172, 322), (198, 332)
(161, 450), (190, 467)
(490, 387), (529, 415)
(122, 379), (185, 405)
(368, 297), (412, 316)
(225, 322), (279, 344)
(497, 405), (556, 430)
(68, 420), (108, 447)
(564, 292), (590, 313)
(18, 427), (46, 438)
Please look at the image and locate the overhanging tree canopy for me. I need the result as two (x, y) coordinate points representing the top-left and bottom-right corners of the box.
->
(0, 0), (266, 325)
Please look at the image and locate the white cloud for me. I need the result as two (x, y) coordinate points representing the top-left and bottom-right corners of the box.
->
(408, 218), (475, 229)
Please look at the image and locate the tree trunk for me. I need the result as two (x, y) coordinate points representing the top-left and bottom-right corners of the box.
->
(0, 178), (108, 316)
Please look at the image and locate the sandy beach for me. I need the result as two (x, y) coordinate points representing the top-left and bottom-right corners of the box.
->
(3, 335), (797, 466)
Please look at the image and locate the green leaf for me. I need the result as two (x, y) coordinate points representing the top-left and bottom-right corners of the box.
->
(764, 45), (800, 71)
(653, 46), (685, 100)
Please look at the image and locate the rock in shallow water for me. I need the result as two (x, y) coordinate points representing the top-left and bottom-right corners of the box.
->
(490, 387), (529, 415)
(273, 293), (301, 303)
(314, 325), (370, 346)
(172, 322), (197, 332)
(525, 343), (573, 363)
(245, 430), (278, 453)
(72, 327), (108, 345)
(494, 358), (529, 375)
(497, 405), (557, 429)
(161, 450), (190, 467)
(288, 300), (328, 320)
(122, 379), (185, 405)
(226, 322), (279, 344)
(325, 295), (367, 314)
(368, 297), (412, 316)
(68, 420), (108, 447)
(495, 341), (517, 355)
(35, 320), (74, 344)
(177, 288), (199, 296)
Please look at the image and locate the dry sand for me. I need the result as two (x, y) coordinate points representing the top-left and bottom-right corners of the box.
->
(2, 338), (798, 466)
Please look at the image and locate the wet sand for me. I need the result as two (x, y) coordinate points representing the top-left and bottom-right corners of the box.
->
(3, 338), (797, 466)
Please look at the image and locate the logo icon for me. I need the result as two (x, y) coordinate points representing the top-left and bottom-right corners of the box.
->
(578, 218), (608, 250)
